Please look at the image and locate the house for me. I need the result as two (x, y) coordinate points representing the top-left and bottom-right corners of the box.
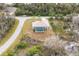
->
(32, 18), (50, 32)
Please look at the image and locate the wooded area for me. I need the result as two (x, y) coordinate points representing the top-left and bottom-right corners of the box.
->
(0, 4), (15, 40)
(13, 3), (79, 16)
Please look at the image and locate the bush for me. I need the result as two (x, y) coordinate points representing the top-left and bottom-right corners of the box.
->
(27, 45), (42, 56)
(17, 42), (28, 49)
(50, 48), (67, 56)
(7, 51), (15, 56)
(48, 17), (54, 21)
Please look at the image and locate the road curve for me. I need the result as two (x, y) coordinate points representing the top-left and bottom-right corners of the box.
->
(0, 17), (29, 55)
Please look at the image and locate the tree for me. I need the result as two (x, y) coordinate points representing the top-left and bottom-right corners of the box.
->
(13, 3), (79, 16)
(0, 12), (15, 40)
(27, 45), (42, 56)
(17, 42), (28, 49)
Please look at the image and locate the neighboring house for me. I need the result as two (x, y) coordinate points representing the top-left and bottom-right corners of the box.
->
(32, 19), (50, 32)
(4, 7), (17, 16)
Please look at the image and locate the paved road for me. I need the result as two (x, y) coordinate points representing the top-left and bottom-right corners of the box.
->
(0, 16), (30, 55)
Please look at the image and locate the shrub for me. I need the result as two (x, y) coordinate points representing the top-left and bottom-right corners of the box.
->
(7, 51), (15, 56)
(48, 17), (54, 21)
(27, 45), (42, 56)
(17, 42), (28, 49)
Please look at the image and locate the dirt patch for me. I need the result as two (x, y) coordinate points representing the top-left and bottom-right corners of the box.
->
(23, 18), (54, 42)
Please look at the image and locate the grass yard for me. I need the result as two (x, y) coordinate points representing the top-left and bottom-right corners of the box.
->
(0, 19), (19, 46)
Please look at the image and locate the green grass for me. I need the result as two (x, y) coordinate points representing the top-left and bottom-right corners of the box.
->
(51, 23), (64, 33)
(49, 19), (65, 34)
(0, 19), (19, 46)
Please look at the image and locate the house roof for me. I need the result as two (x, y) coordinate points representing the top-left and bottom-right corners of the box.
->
(32, 18), (50, 27)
